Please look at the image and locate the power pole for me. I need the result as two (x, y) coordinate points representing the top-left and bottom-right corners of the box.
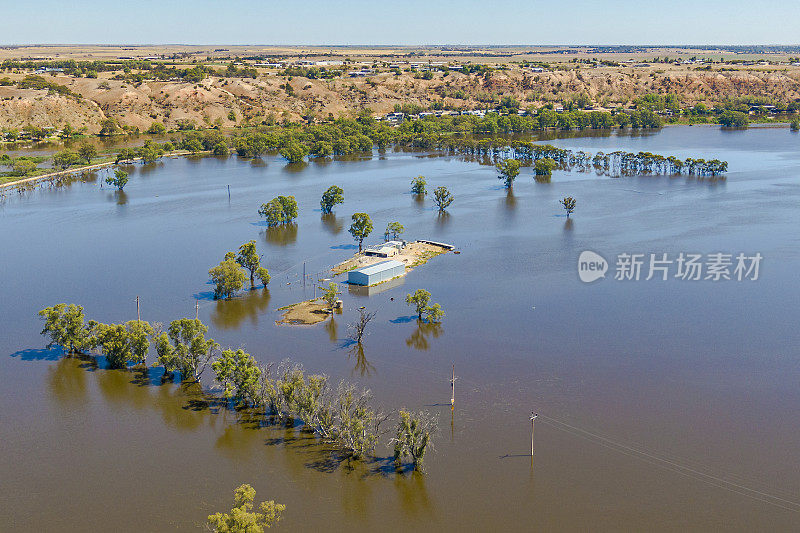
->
(450, 364), (456, 410)
(227, 185), (231, 200)
(136, 296), (140, 322)
(530, 412), (538, 456)
(195, 301), (199, 320)
(303, 262), (306, 288)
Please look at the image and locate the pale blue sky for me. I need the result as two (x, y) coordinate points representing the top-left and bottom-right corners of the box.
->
(3, 0), (799, 45)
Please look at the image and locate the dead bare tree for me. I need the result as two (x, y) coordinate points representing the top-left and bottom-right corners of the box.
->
(348, 307), (377, 344)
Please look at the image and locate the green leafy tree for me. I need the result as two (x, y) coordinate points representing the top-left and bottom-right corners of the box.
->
(210, 252), (247, 299)
(77, 143), (97, 164)
(433, 186), (454, 212)
(391, 409), (436, 471)
(258, 199), (284, 227)
(718, 110), (749, 128)
(349, 212), (373, 252)
(496, 158), (521, 188)
(38, 304), (93, 354)
(405, 289), (432, 319)
(154, 318), (219, 381)
(94, 323), (132, 369)
(213, 349), (262, 406)
(99, 118), (119, 136)
(12, 158), (37, 176)
(384, 221), (404, 240)
(137, 141), (163, 163)
(534, 158), (556, 177)
(236, 240), (263, 288)
(323, 282), (340, 310)
(411, 176), (427, 195)
(106, 169), (129, 190)
(125, 319), (154, 366)
(790, 119), (799, 132)
(560, 196), (576, 218)
(424, 303), (445, 323)
(280, 141), (309, 163)
(213, 142), (229, 156)
(207, 484), (285, 533)
(52, 150), (79, 170)
(320, 185), (344, 214)
(145, 122), (166, 134)
(256, 267), (271, 288)
(278, 195), (298, 223)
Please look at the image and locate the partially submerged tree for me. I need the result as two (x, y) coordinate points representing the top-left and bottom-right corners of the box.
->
(125, 319), (154, 366)
(280, 141), (309, 163)
(209, 252), (247, 299)
(405, 289), (432, 319)
(154, 318), (219, 381)
(348, 307), (377, 344)
(391, 409), (437, 472)
(38, 303), (93, 354)
(320, 185), (344, 214)
(236, 240), (268, 288)
(534, 158), (557, 178)
(424, 303), (445, 323)
(433, 186), (453, 212)
(259, 195), (298, 226)
(384, 221), (404, 241)
(411, 176), (427, 196)
(560, 196), (576, 218)
(322, 282), (340, 311)
(349, 212), (373, 252)
(106, 168), (129, 190)
(52, 150), (79, 170)
(496, 158), (521, 188)
(94, 323), (133, 369)
(207, 484), (285, 533)
(212, 349), (262, 406)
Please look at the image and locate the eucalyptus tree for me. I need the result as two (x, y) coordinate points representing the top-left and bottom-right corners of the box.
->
(207, 484), (285, 533)
(212, 349), (262, 406)
(77, 143), (97, 164)
(496, 158), (520, 188)
(323, 282), (340, 311)
(411, 176), (427, 196)
(259, 195), (298, 226)
(391, 409), (437, 471)
(433, 186), (453, 212)
(560, 196), (576, 218)
(349, 212), (373, 252)
(38, 303), (94, 354)
(236, 240), (269, 288)
(320, 185), (344, 214)
(384, 221), (404, 240)
(106, 169), (129, 190)
(209, 252), (247, 299)
(154, 318), (220, 381)
(405, 289), (432, 319)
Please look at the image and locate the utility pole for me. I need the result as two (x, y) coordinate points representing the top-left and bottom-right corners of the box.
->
(450, 364), (456, 410)
(227, 185), (231, 200)
(303, 262), (306, 288)
(195, 301), (199, 320)
(530, 412), (538, 456)
(136, 296), (140, 322)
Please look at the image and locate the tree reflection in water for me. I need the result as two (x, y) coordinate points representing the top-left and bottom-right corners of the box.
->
(405, 320), (444, 351)
(264, 224), (298, 246)
(325, 316), (338, 343)
(348, 343), (375, 377)
(321, 213), (343, 235)
(210, 289), (271, 330)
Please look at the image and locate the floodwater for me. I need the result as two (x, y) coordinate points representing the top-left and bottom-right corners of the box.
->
(1, 126), (800, 531)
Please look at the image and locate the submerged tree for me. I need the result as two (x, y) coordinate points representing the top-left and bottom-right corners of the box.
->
(433, 186), (453, 212)
(236, 240), (269, 288)
(212, 348), (262, 406)
(405, 289), (432, 319)
(534, 158), (557, 178)
(38, 304), (94, 354)
(154, 318), (220, 381)
(560, 196), (576, 218)
(391, 409), (437, 472)
(320, 185), (344, 214)
(210, 252), (247, 299)
(207, 484), (285, 533)
(259, 195), (298, 226)
(349, 212), (373, 252)
(424, 303), (445, 323)
(106, 168), (129, 190)
(411, 176), (427, 196)
(496, 158), (521, 188)
(348, 307), (377, 344)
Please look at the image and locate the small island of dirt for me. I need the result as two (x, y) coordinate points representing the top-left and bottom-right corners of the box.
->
(331, 240), (452, 276)
(276, 299), (331, 325)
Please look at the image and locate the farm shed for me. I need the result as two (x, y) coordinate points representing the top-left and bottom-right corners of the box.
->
(348, 260), (405, 286)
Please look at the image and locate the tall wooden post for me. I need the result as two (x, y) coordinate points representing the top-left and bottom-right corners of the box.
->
(136, 296), (140, 322)
(195, 301), (199, 320)
(530, 412), (538, 456)
(227, 185), (231, 200)
(450, 364), (456, 409)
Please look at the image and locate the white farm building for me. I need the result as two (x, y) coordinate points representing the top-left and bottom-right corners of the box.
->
(348, 260), (405, 286)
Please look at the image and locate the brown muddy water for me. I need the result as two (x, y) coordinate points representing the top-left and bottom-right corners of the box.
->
(1, 126), (800, 531)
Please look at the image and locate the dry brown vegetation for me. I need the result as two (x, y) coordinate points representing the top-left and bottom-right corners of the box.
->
(1, 45), (799, 132)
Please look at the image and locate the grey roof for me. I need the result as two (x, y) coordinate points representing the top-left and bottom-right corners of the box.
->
(354, 260), (405, 275)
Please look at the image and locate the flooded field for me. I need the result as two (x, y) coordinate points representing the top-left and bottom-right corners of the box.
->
(1, 126), (799, 531)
